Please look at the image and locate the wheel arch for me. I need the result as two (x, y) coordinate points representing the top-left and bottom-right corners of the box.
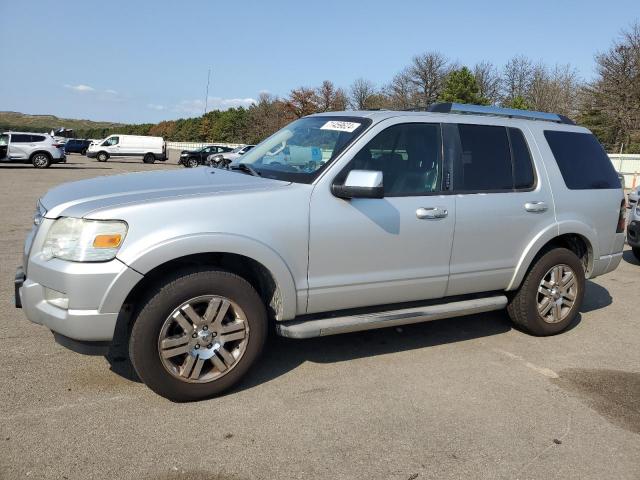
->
(507, 223), (596, 291)
(29, 150), (52, 160)
(118, 234), (298, 322)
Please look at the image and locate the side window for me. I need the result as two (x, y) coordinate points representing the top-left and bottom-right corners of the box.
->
(103, 136), (119, 146)
(338, 123), (442, 196)
(11, 134), (31, 143)
(445, 124), (513, 192)
(31, 135), (46, 143)
(508, 128), (535, 189)
(544, 130), (619, 189)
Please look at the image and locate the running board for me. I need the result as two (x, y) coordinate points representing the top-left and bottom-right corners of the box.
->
(276, 295), (508, 339)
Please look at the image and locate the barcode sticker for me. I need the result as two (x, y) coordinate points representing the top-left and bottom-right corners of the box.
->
(320, 120), (361, 133)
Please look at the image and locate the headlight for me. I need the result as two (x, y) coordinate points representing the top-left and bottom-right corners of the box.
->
(42, 217), (128, 262)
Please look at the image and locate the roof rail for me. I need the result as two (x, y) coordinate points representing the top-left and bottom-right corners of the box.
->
(426, 103), (575, 125)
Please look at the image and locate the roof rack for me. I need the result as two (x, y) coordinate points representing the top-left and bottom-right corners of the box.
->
(425, 103), (576, 125)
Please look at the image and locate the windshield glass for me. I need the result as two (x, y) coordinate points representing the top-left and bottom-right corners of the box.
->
(236, 116), (371, 183)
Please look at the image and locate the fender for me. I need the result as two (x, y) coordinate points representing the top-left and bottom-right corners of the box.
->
(118, 233), (299, 320)
(507, 220), (599, 291)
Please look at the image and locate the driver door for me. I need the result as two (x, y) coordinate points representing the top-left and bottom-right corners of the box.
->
(306, 121), (456, 314)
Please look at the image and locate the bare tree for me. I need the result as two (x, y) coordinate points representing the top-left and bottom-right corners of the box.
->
(349, 78), (377, 110)
(316, 80), (348, 112)
(588, 21), (640, 151)
(473, 61), (502, 105)
(246, 92), (292, 144)
(527, 63), (581, 116)
(409, 51), (450, 106)
(502, 55), (533, 103)
(384, 68), (417, 109)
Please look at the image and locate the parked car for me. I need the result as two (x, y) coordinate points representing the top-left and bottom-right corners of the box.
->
(15, 103), (626, 401)
(86, 134), (166, 163)
(0, 131), (66, 168)
(627, 197), (640, 261)
(179, 145), (234, 168)
(63, 138), (92, 156)
(207, 145), (255, 165)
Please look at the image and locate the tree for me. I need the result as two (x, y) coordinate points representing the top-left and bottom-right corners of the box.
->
(473, 61), (501, 105)
(246, 92), (293, 144)
(409, 51), (450, 106)
(384, 68), (417, 109)
(502, 55), (533, 105)
(438, 67), (488, 105)
(527, 63), (580, 116)
(502, 95), (530, 110)
(583, 21), (640, 152)
(349, 78), (377, 110)
(316, 80), (348, 111)
(285, 87), (319, 118)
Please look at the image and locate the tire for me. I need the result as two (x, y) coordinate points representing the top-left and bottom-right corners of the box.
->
(81, 148), (87, 156)
(633, 247), (640, 262)
(31, 152), (51, 168)
(96, 152), (109, 162)
(143, 153), (156, 164)
(186, 157), (199, 168)
(129, 268), (267, 402)
(507, 247), (585, 336)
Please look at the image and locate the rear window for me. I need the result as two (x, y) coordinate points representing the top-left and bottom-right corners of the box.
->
(544, 131), (619, 189)
(31, 135), (46, 142)
(508, 128), (535, 189)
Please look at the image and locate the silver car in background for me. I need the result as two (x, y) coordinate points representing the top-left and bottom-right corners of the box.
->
(0, 131), (66, 168)
(207, 144), (255, 166)
(15, 103), (626, 401)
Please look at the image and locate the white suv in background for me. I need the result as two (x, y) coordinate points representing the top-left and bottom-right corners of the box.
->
(0, 132), (66, 168)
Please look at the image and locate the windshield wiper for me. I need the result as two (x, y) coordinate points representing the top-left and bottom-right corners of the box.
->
(233, 163), (261, 177)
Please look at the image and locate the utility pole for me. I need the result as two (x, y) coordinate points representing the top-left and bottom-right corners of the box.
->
(204, 68), (211, 115)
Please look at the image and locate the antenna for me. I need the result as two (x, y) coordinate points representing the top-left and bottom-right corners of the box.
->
(203, 68), (211, 115)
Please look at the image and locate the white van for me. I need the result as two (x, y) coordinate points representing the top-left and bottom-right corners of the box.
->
(86, 134), (166, 164)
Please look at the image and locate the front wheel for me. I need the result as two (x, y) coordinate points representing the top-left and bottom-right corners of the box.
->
(129, 269), (267, 402)
(507, 248), (585, 336)
(96, 152), (109, 162)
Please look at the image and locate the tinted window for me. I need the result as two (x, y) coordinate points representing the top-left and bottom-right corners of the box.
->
(446, 124), (512, 191)
(338, 123), (442, 196)
(508, 128), (535, 189)
(31, 135), (46, 142)
(544, 131), (619, 189)
(11, 134), (31, 143)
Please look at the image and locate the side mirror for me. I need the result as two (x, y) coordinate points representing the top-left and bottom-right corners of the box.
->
(332, 170), (384, 199)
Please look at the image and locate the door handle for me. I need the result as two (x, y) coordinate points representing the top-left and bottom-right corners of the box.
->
(416, 207), (448, 219)
(524, 201), (548, 213)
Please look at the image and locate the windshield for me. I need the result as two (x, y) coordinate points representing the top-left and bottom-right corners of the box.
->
(236, 116), (371, 183)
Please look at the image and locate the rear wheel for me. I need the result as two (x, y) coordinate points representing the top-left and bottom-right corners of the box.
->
(633, 247), (640, 262)
(143, 153), (156, 164)
(31, 152), (51, 168)
(129, 268), (267, 402)
(81, 148), (88, 156)
(507, 248), (585, 336)
(96, 152), (109, 162)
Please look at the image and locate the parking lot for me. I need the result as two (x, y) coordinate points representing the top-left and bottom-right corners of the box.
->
(0, 154), (638, 480)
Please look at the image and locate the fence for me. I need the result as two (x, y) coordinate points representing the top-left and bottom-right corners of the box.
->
(166, 141), (242, 151)
(609, 154), (640, 189)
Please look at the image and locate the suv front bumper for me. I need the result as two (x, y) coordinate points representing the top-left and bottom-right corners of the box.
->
(15, 256), (143, 342)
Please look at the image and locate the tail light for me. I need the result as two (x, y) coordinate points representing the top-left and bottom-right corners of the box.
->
(616, 199), (626, 233)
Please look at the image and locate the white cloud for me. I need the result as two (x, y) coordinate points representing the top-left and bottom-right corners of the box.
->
(147, 103), (166, 111)
(105, 89), (118, 95)
(174, 96), (257, 115)
(64, 84), (95, 92)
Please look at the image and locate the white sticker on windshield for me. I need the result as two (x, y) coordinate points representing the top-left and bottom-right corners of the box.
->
(320, 120), (361, 133)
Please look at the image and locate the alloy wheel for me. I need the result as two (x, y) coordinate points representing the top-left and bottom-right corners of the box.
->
(537, 264), (578, 323)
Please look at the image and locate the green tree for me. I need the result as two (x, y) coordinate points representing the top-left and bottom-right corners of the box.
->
(438, 67), (489, 105)
(502, 95), (530, 110)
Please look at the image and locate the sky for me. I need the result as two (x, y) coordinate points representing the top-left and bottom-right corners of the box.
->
(0, 0), (638, 124)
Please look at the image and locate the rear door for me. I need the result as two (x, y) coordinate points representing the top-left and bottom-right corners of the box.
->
(444, 122), (556, 296)
(7, 134), (31, 160)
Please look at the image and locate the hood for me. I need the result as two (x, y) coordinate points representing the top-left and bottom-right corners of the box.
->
(41, 167), (289, 218)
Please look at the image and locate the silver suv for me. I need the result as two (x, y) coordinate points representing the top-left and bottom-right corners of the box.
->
(0, 132), (66, 168)
(15, 104), (626, 401)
